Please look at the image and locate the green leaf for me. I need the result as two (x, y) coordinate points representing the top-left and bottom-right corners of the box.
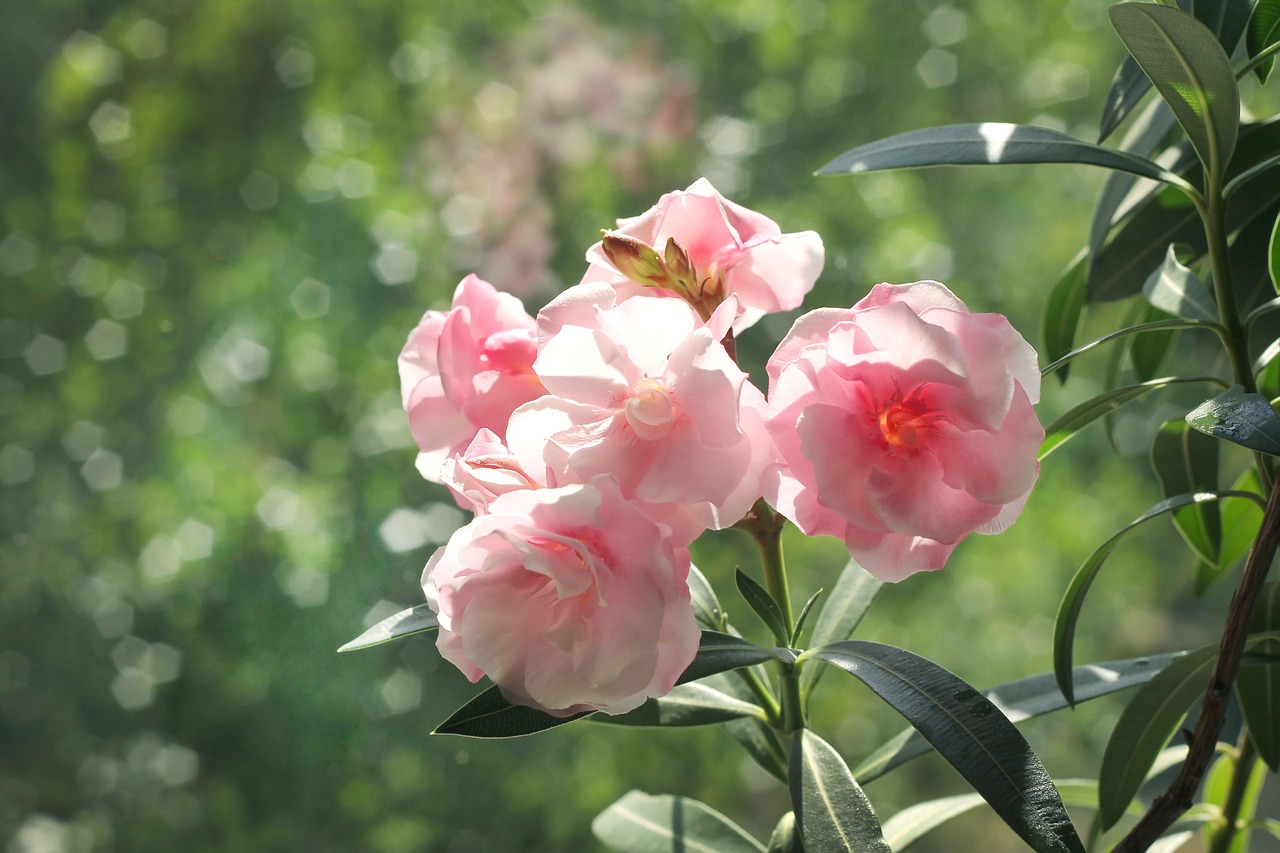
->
(1217, 468), (1265, 580)
(1143, 244), (1216, 321)
(1039, 376), (1220, 460)
(1238, 582), (1280, 770)
(766, 812), (801, 853)
(852, 651), (1184, 783)
(1097, 644), (1219, 828)
(1269, 211), (1280, 294)
(1196, 0), (1253, 54)
(592, 791), (766, 853)
(1109, 2), (1240, 181)
(882, 793), (985, 852)
(1041, 319), (1214, 377)
(724, 716), (789, 784)
(1247, 0), (1280, 83)
(735, 569), (788, 645)
(1202, 749), (1267, 853)
(800, 560), (883, 698)
(337, 603), (438, 652)
(1092, 99), (1178, 257)
(1150, 419), (1222, 577)
(817, 123), (1189, 187)
(678, 630), (775, 685)
(789, 729), (890, 853)
(1098, 55), (1157, 145)
(592, 682), (765, 728)
(1053, 492), (1253, 704)
(1130, 305), (1179, 381)
(803, 641), (1085, 853)
(1186, 385), (1280, 455)
(1043, 252), (1089, 385)
(688, 564), (724, 629)
(433, 685), (591, 738)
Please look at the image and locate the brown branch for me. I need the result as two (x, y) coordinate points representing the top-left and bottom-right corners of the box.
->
(1115, 477), (1280, 852)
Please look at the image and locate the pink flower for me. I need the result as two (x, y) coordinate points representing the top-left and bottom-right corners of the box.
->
(582, 178), (824, 331)
(507, 283), (773, 541)
(399, 275), (545, 482)
(439, 428), (543, 513)
(423, 477), (700, 717)
(763, 281), (1044, 581)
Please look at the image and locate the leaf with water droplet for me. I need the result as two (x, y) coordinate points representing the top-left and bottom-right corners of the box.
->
(1186, 385), (1280, 456)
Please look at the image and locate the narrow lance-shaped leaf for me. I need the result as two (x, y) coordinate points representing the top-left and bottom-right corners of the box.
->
(767, 813), (801, 853)
(688, 564), (724, 629)
(800, 560), (883, 698)
(1039, 376), (1222, 460)
(1098, 55), (1155, 145)
(1269, 211), (1280, 294)
(852, 651), (1185, 783)
(337, 603), (438, 652)
(591, 681), (765, 728)
(1054, 491), (1256, 704)
(1150, 419), (1222, 578)
(789, 729), (890, 853)
(1143, 244), (1216, 321)
(1130, 304), (1180, 382)
(882, 794), (985, 852)
(1109, 2), (1240, 182)
(1247, 0), (1280, 83)
(711, 672), (790, 783)
(1091, 99), (1178, 256)
(1237, 582), (1280, 770)
(1186, 385), (1280, 456)
(433, 685), (592, 738)
(1200, 747), (1268, 853)
(592, 791), (766, 853)
(1042, 252), (1088, 386)
(817, 123), (1190, 188)
(803, 641), (1085, 853)
(1217, 468), (1265, 580)
(678, 630), (775, 685)
(736, 568), (788, 645)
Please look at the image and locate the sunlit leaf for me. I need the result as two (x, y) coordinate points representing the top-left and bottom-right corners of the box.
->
(789, 729), (889, 853)
(678, 630), (776, 685)
(433, 685), (591, 738)
(800, 560), (882, 698)
(1150, 419), (1222, 576)
(1143, 244), (1216, 321)
(736, 568), (788, 645)
(592, 791), (766, 853)
(688, 564), (724, 629)
(1109, 3), (1240, 181)
(882, 793), (985, 852)
(1186, 385), (1280, 455)
(1247, 0), (1280, 83)
(817, 123), (1188, 186)
(1200, 744), (1267, 853)
(1043, 252), (1089, 385)
(1217, 468), (1265, 583)
(1270, 211), (1280, 293)
(1098, 56), (1156, 145)
(1040, 376), (1219, 460)
(592, 682), (765, 728)
(337, 603), (438, 652)
(1041, 319), (1214, 377)
(1092, 100), (1178, 256)
(1237, 582), (1280, 770)
(853, 651), (1185, 783)
(804, 641), (1084, 853)
(766, 812), (801, 853)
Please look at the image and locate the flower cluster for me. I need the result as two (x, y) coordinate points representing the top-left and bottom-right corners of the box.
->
(400, 180), (1043, 715)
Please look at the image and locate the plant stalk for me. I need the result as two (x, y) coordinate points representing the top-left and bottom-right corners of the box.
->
(746, 499), (805, 733)
(1206, 734), (1259, 853)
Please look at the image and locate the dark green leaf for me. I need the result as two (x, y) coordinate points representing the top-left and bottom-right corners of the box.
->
(1054, 492), (1251, 704)
(1216, 468), (1264, 584)
(1041, 319), (1214, 377)
(725, 716), (789, 784)
(1186, 385), (1280, 455)
(1130, 305), (1179, 381)
(791, 588), (823, 648)
(1040, 376), (1220, 460)
(1109, 3), (1240, 180)
(736, 568), (789, 645)
(852, 652), (1185, 783)
(337, 603), (438, 652)
(688, 564), (724, 629)
(592, 791), (766, 853)
(817, 123), (1188, 186)
(882, 794), (985, 852)
(678, 630), (775, 685)
(800, 560), (883, 698)
(1098, 56), (1155, 144)
(1270, 211), (1280, 293)
(1237, 582), (1280, 770)
(804, 641), (1085, 853)
(1089, 119), (1280, 302)
(1193, 0), (1253, 54)
(1092, 99), (1178, 255)
(433, 685), (591, 738)
(1143, 245), (1216, 321)
(592, 682), (764, 728)
(1043, 252), (1089, 385)
(789, 729), (890, 853)
(1150, 419), (1222, 576)
(1247, 0), (1280, 83)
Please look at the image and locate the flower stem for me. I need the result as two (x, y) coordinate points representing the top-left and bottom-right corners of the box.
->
(744, 499), (806, 733)
(1206, 734), (1258, 853)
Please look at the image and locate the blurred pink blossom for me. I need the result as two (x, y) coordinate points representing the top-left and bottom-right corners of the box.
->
(423, 476), (700, 717)
(763, 281), (1043, 581)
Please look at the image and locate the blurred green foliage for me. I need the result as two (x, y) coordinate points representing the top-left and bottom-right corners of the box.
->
(3, 1), (1270, 851)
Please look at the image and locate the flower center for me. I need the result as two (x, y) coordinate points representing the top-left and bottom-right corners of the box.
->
(877, 401), (932, 449)
(481, 330), (537, 374)
(624, 378), (676, 441)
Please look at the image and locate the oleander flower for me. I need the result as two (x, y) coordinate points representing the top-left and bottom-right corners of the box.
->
(438, 428), (543, 513)
(582, 177), (824, 331)
(507, 283), (773, 542)
(763, 280), (1044, 581)
(423, 477), (700, 717)
(399, 275), (544, 481)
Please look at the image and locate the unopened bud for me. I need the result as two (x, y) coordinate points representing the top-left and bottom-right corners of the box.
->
(601, 232), (665, 285)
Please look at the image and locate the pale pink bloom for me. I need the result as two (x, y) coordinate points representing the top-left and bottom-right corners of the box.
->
(582, 178), (824, 331)
(439, 428), (543, 513)
(399, 275), (544, 482)
(423, 477), (700, 717)
(508, 283), (773, 542)
(763, 281), (1044, 582)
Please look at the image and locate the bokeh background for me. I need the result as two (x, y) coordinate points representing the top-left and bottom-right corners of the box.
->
(3, 1), (1277, 851)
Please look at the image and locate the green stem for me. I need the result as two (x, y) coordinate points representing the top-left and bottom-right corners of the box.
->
(745, 499), (805, 733)
(735, 665), (783, 725)
(1235, 40), (1280, 81)
(1201, 191), (1254, 396)
(1207, 734), (1259, 853)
